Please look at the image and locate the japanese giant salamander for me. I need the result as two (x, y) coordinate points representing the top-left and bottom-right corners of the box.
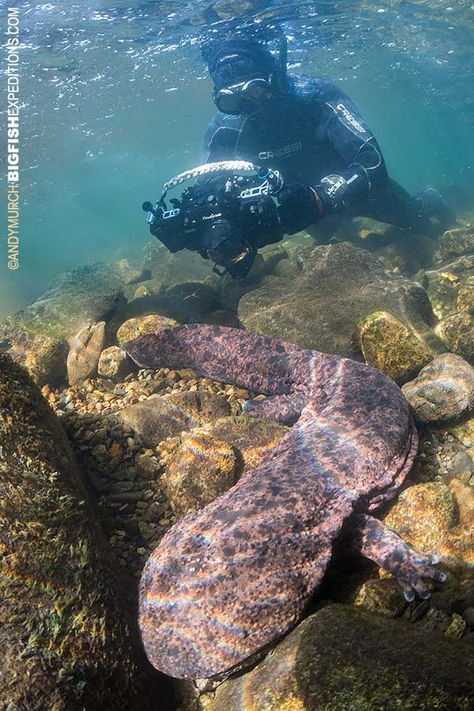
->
(124, 325), (445, 679)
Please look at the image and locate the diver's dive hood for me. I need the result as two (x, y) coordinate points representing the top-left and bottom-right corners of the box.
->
(203, 36), (288, 93)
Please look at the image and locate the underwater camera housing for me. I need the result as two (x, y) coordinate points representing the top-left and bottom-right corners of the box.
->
(142, 161), (284, 278)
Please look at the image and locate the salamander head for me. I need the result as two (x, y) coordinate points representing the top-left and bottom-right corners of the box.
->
(138, 519), (307, 679)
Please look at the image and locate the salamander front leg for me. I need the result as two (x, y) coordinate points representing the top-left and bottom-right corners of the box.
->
(352, 514), (447, 601)
(242, 392), (307, 425)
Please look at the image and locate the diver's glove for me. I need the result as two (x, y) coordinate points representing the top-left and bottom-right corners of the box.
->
(277, 183), (325, 235)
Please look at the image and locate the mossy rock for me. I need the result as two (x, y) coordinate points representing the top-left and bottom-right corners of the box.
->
(0, 322), (68, 386)
(457, 277), (474, 315)
(238, 242), (440, 358)
(116, 313), (178, 347)
(435, 312), (474, 363)
(439, 226), (474, 260)
(163, 430), (238, 518)
(7, 262), (127, 340)
(0, 353), (168, 709)
(357, 310), (435, 384)
(203, 604), (474, 711)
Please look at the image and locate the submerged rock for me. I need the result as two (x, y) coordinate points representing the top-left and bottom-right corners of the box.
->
(66, 321), (106, 386)
(435, 312), (474, 362)
(238, 242), (440, 357)
(457, 277), (474, 315)
(203, 604), (474, 711)
(7, 262), (128, 340)
(384, 482), (456, 553)
(0, 323), (68, 386)
(384, 481), (474, 568)
(439, 225), (474, 261)
(402, 354), (474, 423)
(116, 313), (178, 347)
(143, 239), (215, 288)
(0, 353), (165, 710)
(159, 414), (288, 519)
(425, 254), (474, 320)
(204, 415), (289, 472)
(121, 282), (219, 323)
(164, 390), (231, 424)
(353, 218), (436, 274)
(115, 396), (194, 447)
(357, 310), (435, 384)
(98, 345), (134, 380)
(164, 430), (238, 518)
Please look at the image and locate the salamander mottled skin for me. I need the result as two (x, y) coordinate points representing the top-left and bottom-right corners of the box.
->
(124, 325), (445, 680)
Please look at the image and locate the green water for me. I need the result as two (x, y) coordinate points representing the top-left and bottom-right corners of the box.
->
(1, 0), (473, 320)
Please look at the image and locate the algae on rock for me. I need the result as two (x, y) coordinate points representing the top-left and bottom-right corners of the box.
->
(202, 604), (474, 711)
(435, 312), (474, 363)
(0, 354), (167, 710)
(357, 310), (435, 384)
(238, 242), (441, 358)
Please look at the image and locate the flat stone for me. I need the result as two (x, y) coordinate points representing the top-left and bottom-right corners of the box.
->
(115, 397), (194, 447)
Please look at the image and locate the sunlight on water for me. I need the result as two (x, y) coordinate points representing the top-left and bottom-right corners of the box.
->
(0, 0), (473, 319)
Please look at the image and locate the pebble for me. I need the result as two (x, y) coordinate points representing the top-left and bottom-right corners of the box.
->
(44, 365), (244, 573)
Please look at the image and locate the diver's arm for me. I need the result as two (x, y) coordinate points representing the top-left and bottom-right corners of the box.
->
(200, 112), (241, 163)
(278, 84), (389, 233)
(318, 88), (388, 209)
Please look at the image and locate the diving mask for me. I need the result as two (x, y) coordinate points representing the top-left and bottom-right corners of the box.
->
(213, 77), (273, 115)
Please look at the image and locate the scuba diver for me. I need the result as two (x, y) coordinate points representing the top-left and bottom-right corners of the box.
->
(200, 36), (456, 240)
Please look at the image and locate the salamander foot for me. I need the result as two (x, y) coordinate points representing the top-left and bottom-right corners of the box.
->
(352, 514), (446, 601)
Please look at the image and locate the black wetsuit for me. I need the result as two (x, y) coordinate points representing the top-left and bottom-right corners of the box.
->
(201, 73), (428, 232)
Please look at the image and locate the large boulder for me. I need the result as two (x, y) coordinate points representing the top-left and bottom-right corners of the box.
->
(0, 322), (68, 385)
(203, 604), (474, 711)
(238, 242), (441, 357)
(5, 262), (131, 341)
(0, 353), (167, 709)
